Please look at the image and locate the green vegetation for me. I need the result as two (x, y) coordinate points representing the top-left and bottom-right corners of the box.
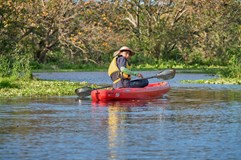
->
(0, 78), (89, 97)
(182, 78), (241, 85)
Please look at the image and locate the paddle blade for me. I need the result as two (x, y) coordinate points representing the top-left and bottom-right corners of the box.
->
(75, 84), (112, 97)
(156, 69), (176, 80)
(75, 87), (92, 97)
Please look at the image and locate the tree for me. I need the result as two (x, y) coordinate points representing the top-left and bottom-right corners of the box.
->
(121, 0), (240, 67)
(0, 0), (32, 77)
(121, 0), (190, 61)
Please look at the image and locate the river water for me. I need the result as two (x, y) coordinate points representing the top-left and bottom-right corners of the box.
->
(0, 71), (241, 160)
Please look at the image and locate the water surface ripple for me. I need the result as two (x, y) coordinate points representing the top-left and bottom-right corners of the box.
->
(1, 72), (241, 160)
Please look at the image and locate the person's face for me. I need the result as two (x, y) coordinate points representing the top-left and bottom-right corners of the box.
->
(122, 51), (131, 59)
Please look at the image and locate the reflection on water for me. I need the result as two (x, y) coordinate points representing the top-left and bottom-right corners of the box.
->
(91, 88), (240, 159)
(1, 87), (241, 159)
(91, 99), (169, 159)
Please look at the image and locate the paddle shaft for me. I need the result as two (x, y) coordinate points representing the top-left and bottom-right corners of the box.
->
(82, 76), (158, 91)
(143, 75), (157, 80)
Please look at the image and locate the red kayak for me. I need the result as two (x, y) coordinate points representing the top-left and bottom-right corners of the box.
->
(91, 82), (170, 102)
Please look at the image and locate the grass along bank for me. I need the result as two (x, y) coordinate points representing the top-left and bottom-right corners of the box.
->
(182, 78), (241, 85)
(0, 78), (95, 97)
(1, 77), (240, 97)
(1, 65), (240, 97)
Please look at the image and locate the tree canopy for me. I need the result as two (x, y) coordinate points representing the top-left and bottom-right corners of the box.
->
(0, 0), (240, 78)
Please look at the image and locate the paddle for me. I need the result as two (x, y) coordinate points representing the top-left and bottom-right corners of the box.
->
(75, 68), (176, 97)
(142, 68), (176, 80)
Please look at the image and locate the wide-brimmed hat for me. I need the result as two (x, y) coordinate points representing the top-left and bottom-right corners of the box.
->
(113, 46), (135, 57)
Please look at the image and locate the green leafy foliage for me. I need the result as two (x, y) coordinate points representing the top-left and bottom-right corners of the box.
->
(0, 78), (19, 89)
(182, 78), (241, 85)
(0, 78), (88, 97)
(0, 54), (32, 78)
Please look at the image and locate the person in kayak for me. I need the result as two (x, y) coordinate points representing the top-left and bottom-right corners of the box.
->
(108, 46), (149, 89)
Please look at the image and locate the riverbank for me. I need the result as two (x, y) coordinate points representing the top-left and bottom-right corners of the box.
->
(182, 78), (241, 85)
(0, 78), (90, 97)
(0, 69), (240, 97)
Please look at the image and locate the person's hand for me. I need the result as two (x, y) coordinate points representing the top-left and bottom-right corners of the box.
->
(137, 73), (143, 79)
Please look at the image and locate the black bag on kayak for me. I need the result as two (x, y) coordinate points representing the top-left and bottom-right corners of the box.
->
(130, 79), (149, 88)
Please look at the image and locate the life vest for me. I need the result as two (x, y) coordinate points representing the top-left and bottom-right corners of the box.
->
(108, 56), (131, 84)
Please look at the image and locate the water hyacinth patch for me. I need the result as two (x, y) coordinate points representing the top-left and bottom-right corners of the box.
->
(182, 78), (241, 85)
(0, 78), (89, 97)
